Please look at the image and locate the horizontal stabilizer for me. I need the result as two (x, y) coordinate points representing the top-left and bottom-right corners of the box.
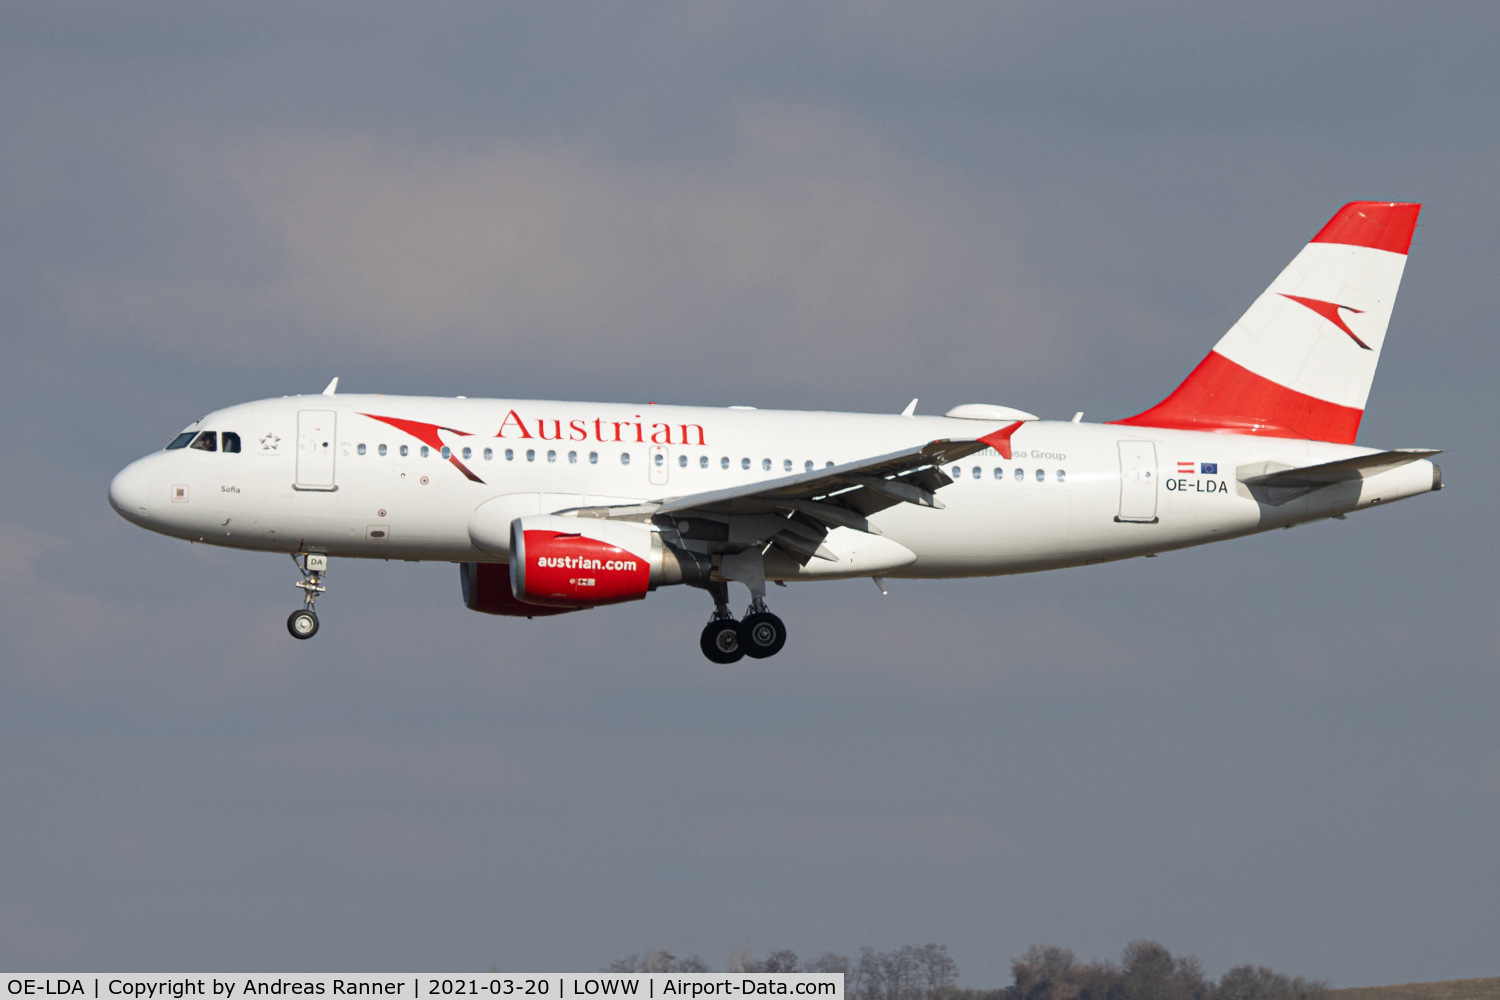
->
(1239, 449), (1441, 488)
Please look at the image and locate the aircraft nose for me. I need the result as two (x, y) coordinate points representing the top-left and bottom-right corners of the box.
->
(108, 459), (152, 522)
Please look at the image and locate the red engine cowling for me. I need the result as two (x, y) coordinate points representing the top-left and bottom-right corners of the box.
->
(460, 561), (580, 617)
(508, 514), (711, 609)
(510, 517), (651, 608)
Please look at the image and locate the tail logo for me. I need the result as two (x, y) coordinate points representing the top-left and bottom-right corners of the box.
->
(1279, 294), (1371, 350)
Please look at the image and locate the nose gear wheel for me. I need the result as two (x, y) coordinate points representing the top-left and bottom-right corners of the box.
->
(287, 609), (319, 639)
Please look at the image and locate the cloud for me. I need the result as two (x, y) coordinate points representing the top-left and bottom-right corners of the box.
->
(64, 107), (1081, 394)
(0, 523), (134, 685)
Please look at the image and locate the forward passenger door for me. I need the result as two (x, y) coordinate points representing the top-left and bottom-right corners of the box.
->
(295, 410), (338, 491)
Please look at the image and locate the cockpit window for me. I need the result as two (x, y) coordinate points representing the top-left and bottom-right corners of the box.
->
(189, 431), (218, 452)
(165, 432), (196, 450)
(222, 432), (241, 453)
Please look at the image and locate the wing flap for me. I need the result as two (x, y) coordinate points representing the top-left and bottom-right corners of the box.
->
(653, 437), (984, 518)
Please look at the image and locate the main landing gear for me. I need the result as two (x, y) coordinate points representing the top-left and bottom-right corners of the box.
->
(698, 581), (787, 663)
(287, 553), (327, 640)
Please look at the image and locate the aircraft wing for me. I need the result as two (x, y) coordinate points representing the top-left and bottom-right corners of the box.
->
(657, 437), (988, 518)
(565, 437), (991, 563)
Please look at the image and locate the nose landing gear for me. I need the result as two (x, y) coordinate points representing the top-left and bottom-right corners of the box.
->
(287, 553), (327, 640)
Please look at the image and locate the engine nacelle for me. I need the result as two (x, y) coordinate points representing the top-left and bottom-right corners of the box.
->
(509, 514), (710, 609)
(460, 561), (580, 617)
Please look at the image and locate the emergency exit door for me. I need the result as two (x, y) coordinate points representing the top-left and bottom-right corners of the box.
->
(1116, 440), (1158, 523)
(648, 445), (670, 486)
(295, 410), (338, 490)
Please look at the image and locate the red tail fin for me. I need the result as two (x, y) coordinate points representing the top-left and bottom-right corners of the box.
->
(1112, 202), (1419, 444)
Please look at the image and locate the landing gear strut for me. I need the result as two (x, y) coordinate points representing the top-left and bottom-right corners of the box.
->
(699, 581), (743, 664)
(287, 553), (327, 640)
(697, 579), (788, 662)
(738, 598), (787, 659)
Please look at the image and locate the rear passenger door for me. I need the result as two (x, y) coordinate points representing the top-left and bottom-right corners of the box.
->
(1116, 440), (1158, 523)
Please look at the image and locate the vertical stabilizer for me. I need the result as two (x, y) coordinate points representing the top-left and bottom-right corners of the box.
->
(1112, 201), (1420, 444)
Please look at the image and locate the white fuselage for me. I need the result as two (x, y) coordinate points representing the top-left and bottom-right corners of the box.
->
(108, 394), (1438, 580)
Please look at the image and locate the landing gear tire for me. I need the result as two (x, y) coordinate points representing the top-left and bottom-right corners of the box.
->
(701, 619), (744, 664)
(287, 609), (320, 640)
(738, 612), (786, 659)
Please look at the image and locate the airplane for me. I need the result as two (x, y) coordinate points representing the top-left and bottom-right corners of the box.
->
(108, 201), (1442, 662)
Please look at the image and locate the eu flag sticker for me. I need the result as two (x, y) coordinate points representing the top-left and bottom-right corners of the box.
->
(1201, 462), (1218, 474)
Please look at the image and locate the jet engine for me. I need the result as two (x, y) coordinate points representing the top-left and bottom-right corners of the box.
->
(460, 561), (579, 617)
(509, 514), (711, 609)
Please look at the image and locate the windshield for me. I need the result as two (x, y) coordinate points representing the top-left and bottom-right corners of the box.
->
(165, 432), (196, 450)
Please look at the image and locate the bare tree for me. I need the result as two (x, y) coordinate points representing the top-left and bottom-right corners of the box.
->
(914, 945), (959, 993)
(1213, 966), (1329, 1000)
(605, 950), (710, 974)
(1010, 945), (1079, 1000)
(757, 951), (801, 974)
(1119, 941), (1209, 1000)
(608, 936), (1326, 1000)
(850, 945), (957, 1000)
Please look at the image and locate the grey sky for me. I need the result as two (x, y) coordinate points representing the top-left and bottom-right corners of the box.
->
(0, 1), (1495, 983)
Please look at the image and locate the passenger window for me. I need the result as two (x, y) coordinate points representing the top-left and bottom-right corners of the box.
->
(804, 460), (813, 472)
(721, 457), (729, 469)
(440, 446), (450, 459)
(1057, 469), (1066, 482)
(972, 466), (981, 479)
(589, 451), (598, 464)
(165, 432), (196, 450)
(420, 445), (430, 458)
(569, 451), (578, 464)
(701, 456), (709, 468)
(222, 432), (241, 453)
(1035, 468), (1045, 481)
(783, 459), (792, 472)
(357, 443), (366, 455)
(678, 454), (687, 467)
(950, 465), (960, 478)
(994, 467), (1003, 480)
(461, 446), (471, 460)
(526, 449), (535, 462)
(621, 452), (630, 465)
(400, 445), (409, 457)
(483, 447), (492, 460)
(506, 448), (515, 461)
(826, 461), (834, 468)
(762, 458), (771, 471)
(1014, 467), (1024, 481)
(741, 458), (750, 470)
(190, 431), (217, 452)
(547, 450), (557, 462)
(655, 453), (664, 467)
(379, 444), (388, 456)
